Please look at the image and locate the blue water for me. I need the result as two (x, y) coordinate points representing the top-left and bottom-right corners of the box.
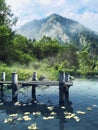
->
(0, 78), (98, 130)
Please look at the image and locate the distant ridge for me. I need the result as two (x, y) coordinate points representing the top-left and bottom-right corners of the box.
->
(17, 13), (98, 44)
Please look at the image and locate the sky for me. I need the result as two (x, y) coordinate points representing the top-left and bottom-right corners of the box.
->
(5, 0), (98, 32)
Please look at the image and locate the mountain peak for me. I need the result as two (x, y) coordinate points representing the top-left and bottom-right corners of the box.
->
(47, 13), (61, 18)
(46, 13), (68, 22)
(17, 14), (98, 44)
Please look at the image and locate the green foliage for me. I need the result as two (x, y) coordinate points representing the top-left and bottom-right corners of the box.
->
(0, 62), (58, 81)
(0, 25), (15, 63)
(11, 34), (34, 64)
(1, 1), (98, 79)
(13, 34), (29, 52)
(0, 0), (16, 63)
(0, 0), (98, 77)
(0, 63), (33, 80)
(1, 27), (98, 77)
(32, 36), (60, 59)
(0, 0), (17, 26)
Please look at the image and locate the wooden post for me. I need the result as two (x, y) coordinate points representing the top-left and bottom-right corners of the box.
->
(65, 73), (70, 82)
(0, 72), (5, 98)
(1, 72), (6, 81)
(1, 72), (6, 91)
(64, 73), (70, 94)
(32, 72), (37, 100)
(12, 72), (18, 102)
(59, 71), (65, 104)
(32, 71), (38, 81)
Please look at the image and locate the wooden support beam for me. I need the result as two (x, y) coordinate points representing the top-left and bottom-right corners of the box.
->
(1, 72), (5, 91)
(0, 72), (5, 98)
(1, 72), (6, 81)
(32, 72), (37, 100)
(12, 72), (18, 102)
(59, 71), (65, 104)
(59, 71), (71, 104)
(64, 73), (71, 94)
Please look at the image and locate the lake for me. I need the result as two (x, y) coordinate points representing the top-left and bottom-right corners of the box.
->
(0, 78), (98, 130)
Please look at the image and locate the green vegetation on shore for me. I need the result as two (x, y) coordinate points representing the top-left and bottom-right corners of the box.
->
(0, 0), (98, 80)
(0, 62), (58, 80)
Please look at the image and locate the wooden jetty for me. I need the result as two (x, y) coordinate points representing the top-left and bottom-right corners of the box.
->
(0, 71), (73, 103)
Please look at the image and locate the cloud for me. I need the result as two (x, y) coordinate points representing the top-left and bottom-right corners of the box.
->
(81, 0), (89, 4)
(6, 0), (31, 18)
(78, 11), (98, 31)
(54, 0), (65, 7)
(6, 0), (32, 11)
(39, 0), (51, 5)
(38, 0), (65, 6)
(63, 9), (98, 32)
(16, 14), (40, 28)
(6, 0), (38, 27)
(5, 0), (98, 32)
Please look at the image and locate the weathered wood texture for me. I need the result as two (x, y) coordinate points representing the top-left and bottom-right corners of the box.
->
(0, 71), (73, 102)
(0, 81), (73, 86)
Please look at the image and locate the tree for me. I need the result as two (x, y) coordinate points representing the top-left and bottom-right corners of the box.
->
(0, 0), (17, 26)
(12, 34), (34, 64)
(13, 34), (29, 53)
(0, 0), (17, 63)
(32, 36), (60, 59)
(78, 50), (93, 71)
(58, 43), (79, 69)
(43, 40), (60, 57)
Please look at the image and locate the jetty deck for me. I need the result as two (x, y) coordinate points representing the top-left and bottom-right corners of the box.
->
(0, 81), (73, 86)
(0, 71), (73, 103)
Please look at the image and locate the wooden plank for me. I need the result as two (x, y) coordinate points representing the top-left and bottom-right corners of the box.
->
(0, 81), (12, 84)
(0, 81), (73, 86)
(21, 81), (73, 86)
(64, 82), (73, 86)
(20, 81), (59, 86)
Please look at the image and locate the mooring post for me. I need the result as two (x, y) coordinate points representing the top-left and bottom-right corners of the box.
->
(1, 72), (5, 91)
(12, 72), (18, 102)
(1, 72), (6, 81)
(0, 72), (5, 98)
(32, 72), (37, 100)
(59, 71), (65, 104)
(64, 73), (70, 94)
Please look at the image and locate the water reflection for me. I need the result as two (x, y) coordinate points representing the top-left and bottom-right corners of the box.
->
(59, 93), (73, 130)
(0, 92), (73, 130)
(0, 84), (4, 99)
(0, 90), (4, 99)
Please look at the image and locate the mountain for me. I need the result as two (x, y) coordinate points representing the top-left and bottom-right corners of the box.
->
(17, 13), (98, 44)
